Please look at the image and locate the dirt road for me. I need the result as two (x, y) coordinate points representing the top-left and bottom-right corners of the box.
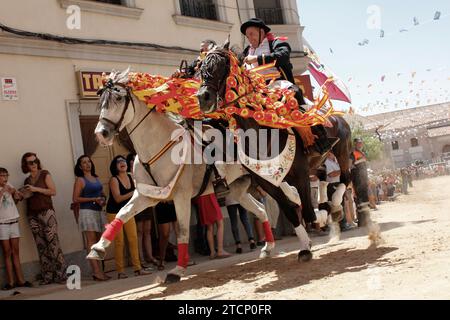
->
(7, 176), (450, 300)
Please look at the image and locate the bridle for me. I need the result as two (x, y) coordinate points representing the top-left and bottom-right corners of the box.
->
(200, 50), (256, 111)
(98, 80), (154, 136)
(199, 50), (229, 108)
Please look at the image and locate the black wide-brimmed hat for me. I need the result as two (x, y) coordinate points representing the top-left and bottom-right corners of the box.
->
(240, 18), (271, 35)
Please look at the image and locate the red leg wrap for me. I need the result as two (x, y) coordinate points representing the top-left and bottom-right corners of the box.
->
(177, 243), (189, 268)
(103, 218), (124, 242)
(263, 221), (275, 243)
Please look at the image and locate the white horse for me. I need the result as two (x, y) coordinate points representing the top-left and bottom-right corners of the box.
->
(87, 70), (276, 283)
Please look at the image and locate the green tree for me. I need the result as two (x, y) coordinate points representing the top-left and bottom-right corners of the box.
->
(351, 122), (384, 161)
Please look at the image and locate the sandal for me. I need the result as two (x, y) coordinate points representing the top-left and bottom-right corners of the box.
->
(135, 269), (151, 276)
(117, 273), (128, 279)
(16, 281), (33, 288)
(216, 252), (232, 259)
(146, 257), (159, 267)
(2, 283), (15, 291)
(92, 275), (109, 281)
(141, 262), (151, 269)
(157, 263), (165, 271)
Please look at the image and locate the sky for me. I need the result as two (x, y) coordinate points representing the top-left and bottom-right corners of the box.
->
(296, 0), (450, 115)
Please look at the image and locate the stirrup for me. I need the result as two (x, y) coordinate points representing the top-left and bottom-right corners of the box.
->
(213, 177), (230, 207)
(211, 164), (230, 206)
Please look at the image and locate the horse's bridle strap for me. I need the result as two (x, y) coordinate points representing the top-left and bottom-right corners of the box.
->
(128, 106), (154, 137)
(146, 130), (185, 166)
(101, 88), (135, 132)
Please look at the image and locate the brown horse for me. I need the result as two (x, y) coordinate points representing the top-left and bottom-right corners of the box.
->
(196, 44), (355, 247)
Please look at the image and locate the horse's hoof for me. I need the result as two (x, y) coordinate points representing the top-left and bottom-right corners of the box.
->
(298, 250), (313, 262)
(164, 274), (181, 284)
(86, 248), (105, 261)
(259, 241), (275, 259)
(259, 250), (272, 259)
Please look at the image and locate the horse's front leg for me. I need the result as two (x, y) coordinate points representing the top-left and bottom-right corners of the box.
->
(87, 192), (158, 260)
(164, 191), (192, 284)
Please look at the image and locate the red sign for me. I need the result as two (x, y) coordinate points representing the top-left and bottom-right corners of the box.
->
(294, 75), (314, 102)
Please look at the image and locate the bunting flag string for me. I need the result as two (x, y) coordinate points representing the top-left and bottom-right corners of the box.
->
(353, 10), (448, 47)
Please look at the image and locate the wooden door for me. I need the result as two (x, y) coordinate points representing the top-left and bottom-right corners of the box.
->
(79, 116), (133, 273)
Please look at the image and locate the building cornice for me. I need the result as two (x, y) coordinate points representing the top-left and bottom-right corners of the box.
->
(0, 33), (197, 67)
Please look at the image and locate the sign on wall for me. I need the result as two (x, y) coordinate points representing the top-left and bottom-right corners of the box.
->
(1, 77), (19, 100)
(77, 71), (110, 99)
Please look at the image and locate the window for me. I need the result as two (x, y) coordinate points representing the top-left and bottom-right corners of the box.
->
(95, 0), (123, 5)
(60, 0), (142, 19)
(254, 0), (284, 25)
(392, 141), (399, 150)
(179, 0), (217, 21)
(410, 138), (419, 147)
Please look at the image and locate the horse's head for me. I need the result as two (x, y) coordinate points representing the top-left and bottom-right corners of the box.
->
(95, 68), (135, 146)
(197, 38), (243, 114)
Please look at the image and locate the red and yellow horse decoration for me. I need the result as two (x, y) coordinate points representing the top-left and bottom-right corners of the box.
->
(121, 51), (344, 135)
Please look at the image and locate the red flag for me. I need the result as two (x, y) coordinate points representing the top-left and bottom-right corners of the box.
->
(307, 62), (351, 103)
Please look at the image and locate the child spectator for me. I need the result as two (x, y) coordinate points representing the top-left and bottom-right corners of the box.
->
(0, 167), (33, 290)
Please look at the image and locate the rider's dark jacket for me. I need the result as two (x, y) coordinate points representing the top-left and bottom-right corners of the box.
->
(243, 38), (296, 84)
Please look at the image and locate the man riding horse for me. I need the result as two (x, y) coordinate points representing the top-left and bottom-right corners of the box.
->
(240, 18), (338, 167)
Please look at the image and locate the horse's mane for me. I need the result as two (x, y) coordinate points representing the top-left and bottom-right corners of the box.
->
(201, 48), (229, 80)
(109, 68), (131, 85)
(201, 45), (245, 81)
(97, 68), (131, 111)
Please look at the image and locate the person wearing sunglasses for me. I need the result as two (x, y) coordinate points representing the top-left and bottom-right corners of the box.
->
(21, 152), (67, 285)
(106, 155), (150, 279)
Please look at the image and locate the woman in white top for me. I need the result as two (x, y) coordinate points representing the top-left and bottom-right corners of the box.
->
(0, 167), (32, 290)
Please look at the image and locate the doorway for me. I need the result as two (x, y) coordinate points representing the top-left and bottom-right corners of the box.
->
(79, 115), (135, 272)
